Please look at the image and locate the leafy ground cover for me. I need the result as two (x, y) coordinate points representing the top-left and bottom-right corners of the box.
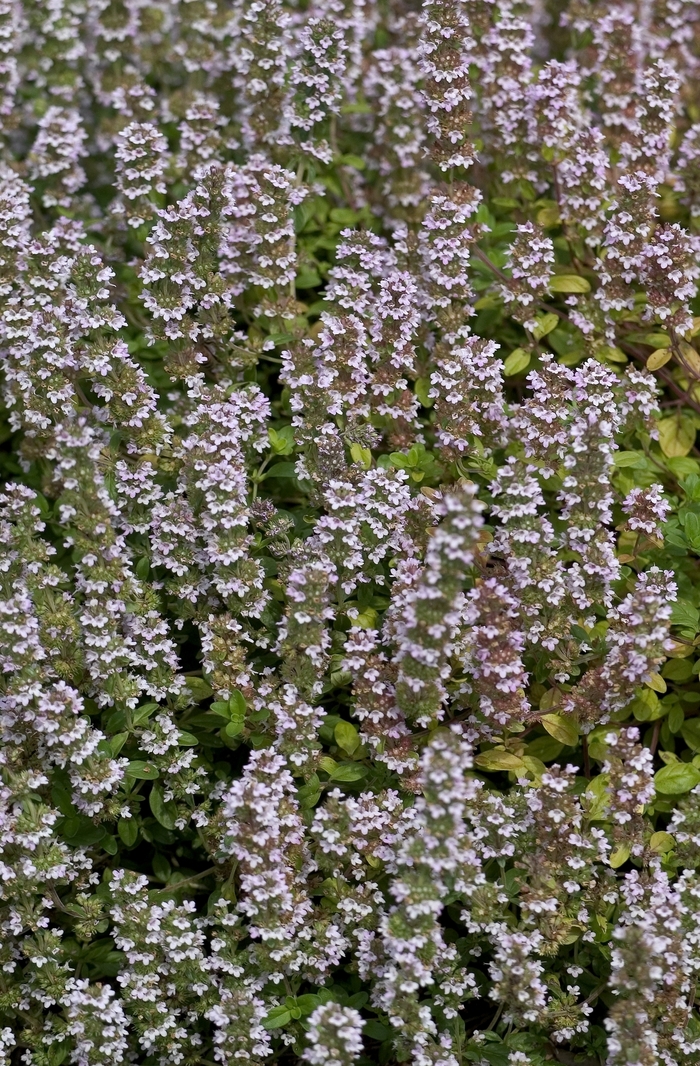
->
(3, 2), (700, 1065)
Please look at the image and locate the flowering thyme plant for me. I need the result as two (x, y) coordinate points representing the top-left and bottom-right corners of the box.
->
(4, 1), (700, 1065)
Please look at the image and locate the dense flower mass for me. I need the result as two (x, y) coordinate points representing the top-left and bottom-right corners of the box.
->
(3, 1), (700, 1064)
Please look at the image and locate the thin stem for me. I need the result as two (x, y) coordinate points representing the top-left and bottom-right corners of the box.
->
(152, 866), (219, 895)
(486, 1001), (504, 1031)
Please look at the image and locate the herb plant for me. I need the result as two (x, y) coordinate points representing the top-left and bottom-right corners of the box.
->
(2, 2), (700, 1065)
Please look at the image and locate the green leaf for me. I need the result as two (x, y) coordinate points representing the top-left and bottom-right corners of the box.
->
(685, 512), (700, 551)
(330, 762), (369, 782)
(268, 426), (295, 455)
(531, 312), (558, 340)
(295, 269), (321, 289)
(109, 732), (129, 756)
(125, 760), (160, 780)
(295, 994), (322, 1015)
(671, 601), (699, 632)
(668, 703), (685, 733)
(63, 817), (107, 847)
(350, 443), (372, 469)
(549, 274), (591, 293)
(230, 690), (247, 716)
(365, 1020), (392, 1041)
(185, 678), (213, 703)
(210, 701), (232, 719)
(339, 154), (366, 170)
(329, 207), (360, 224)
(132, 702), (160, 725)
(614, 451), (647, 468)
(414, 377), (434, 408)
(262, 1006), (293, 1030)
(585, 773), (610, 820)
(664, 656), (694, 683)
(334, 720), (360, 755)
(350, 606), (378, 629)
(526, 735), (564, 762)
(103, 833), (118, 854)
(297, 774), (322, 809)
(537, 205), (560, 228)
(149, 784), (178, 830)
(627, 331), (671, 348)
(261, 462), (298, 480)
(135, 556), (150, 580)
(118, 818), (138, 847)
(540, 713), (579, 746)
(647, 672), (666, 693)
(654, 762), (700, 795)
(503, 348), (531, 376)
(51, 784), (75, 818)
(599, 345), (627, 364)
(177, 731), (198, 746)
(681, 718), (700, 751)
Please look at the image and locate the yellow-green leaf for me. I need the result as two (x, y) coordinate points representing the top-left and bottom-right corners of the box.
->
(531, 312), (558, 340)
(474, 294), (500, 310)
(549, 274), (591, 293)
(609, 844), (630, 868)
(647, 348), (673, 371)
(658, 414), (696, 458)
(599, 345), (628, 364)
(335, 720), (360, 755)
(503, 348), (531, 376)
(475, 749), (525, 772)
(678, 340), (700, 377)
(655, 761), (700, 795)
(585, 773), (610, 821)
(520, 755), (546, 779)
(628, 331), (670, 347)
(649, 831), (675, 853)
(351, 606), (378, 629)
(540, 713), (579, 746)
(646, 673), (667, 694)
(350, 443), (372, 469)
(537, 205), (560, 228)
(631, 688), (662, 722)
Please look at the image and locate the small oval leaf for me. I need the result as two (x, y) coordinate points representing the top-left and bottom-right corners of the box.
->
(654, 762), (700, 795)
(540, 713), (579, 746)
(503, 348), (531, 376)
(475, 750), (525, 772)
(125, 760), (160, 780)
(549, 274), (591, 293)
(330, 762), (369, 782)
(647, 348), (673, 371)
